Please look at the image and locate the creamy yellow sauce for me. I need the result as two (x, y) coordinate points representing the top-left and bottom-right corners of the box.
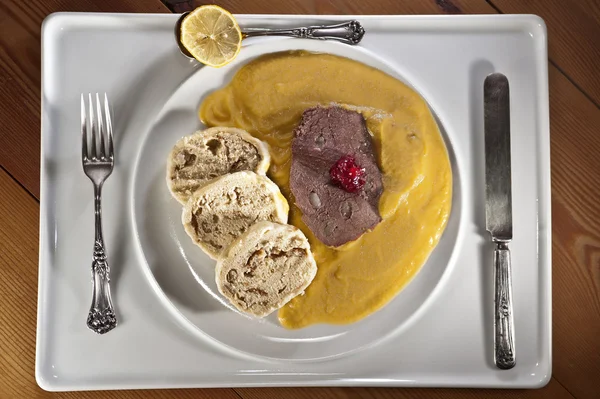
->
(200, 51), (452, 329)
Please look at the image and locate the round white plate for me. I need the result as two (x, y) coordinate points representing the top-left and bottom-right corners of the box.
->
(131, 38), (462, 361)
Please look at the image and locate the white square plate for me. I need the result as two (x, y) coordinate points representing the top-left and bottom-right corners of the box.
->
(37, 12), (551, 391)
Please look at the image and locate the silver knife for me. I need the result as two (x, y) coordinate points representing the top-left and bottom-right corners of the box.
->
(484, 73), (516, 370)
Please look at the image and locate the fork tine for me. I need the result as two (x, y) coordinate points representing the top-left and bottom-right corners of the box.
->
(88, 93), (97, 160)
(81, 94), (88, 162)
(96, 93), (106, 160)
(104, 93), (114, 161)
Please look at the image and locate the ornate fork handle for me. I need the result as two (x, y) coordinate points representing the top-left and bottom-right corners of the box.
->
(242, 21), (365, 45)
(87, 184), (117, 334)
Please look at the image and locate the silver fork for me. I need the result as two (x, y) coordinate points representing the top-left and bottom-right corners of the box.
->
(81, 93), (117, 334)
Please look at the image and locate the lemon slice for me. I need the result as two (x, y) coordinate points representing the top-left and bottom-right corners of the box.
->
(180, 5), (243, 67)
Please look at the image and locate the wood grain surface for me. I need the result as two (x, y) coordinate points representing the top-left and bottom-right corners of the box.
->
(0, 0), (599, 398)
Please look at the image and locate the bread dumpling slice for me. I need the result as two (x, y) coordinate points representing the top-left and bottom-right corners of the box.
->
(216, 221), (317, 318)
(182, 171), (288, 259)
(167, 127), (270, 204)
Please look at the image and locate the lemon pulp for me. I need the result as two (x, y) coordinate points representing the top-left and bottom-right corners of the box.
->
(180, 5), (242, 67)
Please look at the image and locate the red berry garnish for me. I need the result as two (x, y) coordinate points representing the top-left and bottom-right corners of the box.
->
(329, 155), (366, 193)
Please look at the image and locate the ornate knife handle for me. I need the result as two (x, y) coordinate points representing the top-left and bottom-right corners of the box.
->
(242, 21), (365, 45)
(87, 186), (117, 334)
(494, 242), (516, 369)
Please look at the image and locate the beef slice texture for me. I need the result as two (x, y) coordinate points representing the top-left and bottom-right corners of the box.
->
(290, 106), (383, 247)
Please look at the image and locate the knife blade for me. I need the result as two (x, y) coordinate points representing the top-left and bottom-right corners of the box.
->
(484, 72), (516, 370)
(485, 73), (512, 241)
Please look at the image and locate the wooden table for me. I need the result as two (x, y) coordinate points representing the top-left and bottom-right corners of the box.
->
(1, 0), (599, 397)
